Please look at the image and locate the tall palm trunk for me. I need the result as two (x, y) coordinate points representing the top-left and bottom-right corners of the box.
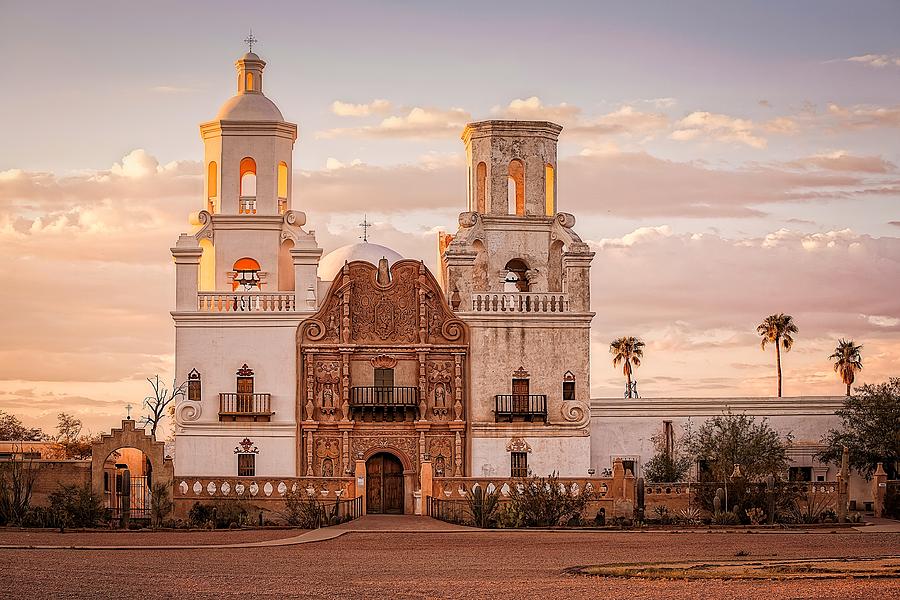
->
(846, 382), (851, 397)
(775, 336), (783, 397)
(625, 361), (633, 398)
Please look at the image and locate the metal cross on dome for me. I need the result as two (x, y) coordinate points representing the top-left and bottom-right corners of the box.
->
(358, 215), (373, 243)
(244, 29), (258, 53)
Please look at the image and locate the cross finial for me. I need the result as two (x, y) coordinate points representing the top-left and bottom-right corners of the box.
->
(244, 28), (258, 53)
(358, 215), (373, 243)
(125, 403), (133, 419)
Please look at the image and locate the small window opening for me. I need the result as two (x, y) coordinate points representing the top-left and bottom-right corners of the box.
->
(508, 159), (525, 215)
(239, 157), (257, 213)
(545, 164), (555, 216)
(563, 371), (575, 401)
(504, 259), (530, 292)
(188, 369), (201, 402)
(237, 453), (256, 477)
(207, 161), (218, 213)
(476, 162), (487, 213)
(246, 72), (254, 92)
(511, 451), (528, 478)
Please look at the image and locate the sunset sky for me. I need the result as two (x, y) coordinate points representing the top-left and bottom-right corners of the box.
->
(2, 1), (899, 435)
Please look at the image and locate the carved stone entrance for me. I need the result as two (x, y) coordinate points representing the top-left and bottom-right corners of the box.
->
(366, 452), (404, 514)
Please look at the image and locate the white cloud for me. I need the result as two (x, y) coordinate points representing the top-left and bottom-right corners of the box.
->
(330, 99), (393, 117)
(317, 106), (472, 139)
(670, 111), (768, 148)
(491, 96), (581, 123)
(846, 54), (900, 68)
(864, 315), (900, 327)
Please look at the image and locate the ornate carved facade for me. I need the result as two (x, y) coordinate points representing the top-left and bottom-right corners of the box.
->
(298, 258), (469, 509)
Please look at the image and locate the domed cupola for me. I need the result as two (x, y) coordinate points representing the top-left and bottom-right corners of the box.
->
(200, 45), (297, 217)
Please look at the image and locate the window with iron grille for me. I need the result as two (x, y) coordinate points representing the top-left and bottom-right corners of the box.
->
(563, 381), (575, 401)
(511, 452), (528, 478)
(237, 453), (256, 477)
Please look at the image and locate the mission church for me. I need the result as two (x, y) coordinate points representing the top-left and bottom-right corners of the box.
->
(171, 49), (851, 514)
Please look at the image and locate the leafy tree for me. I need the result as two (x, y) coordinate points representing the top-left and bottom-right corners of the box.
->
(686, 411), (792, 482)
(141, 376), (186, 439)
(0, 411), (46, 441)
(757, 313), (798, 397)
(643, 424), (694, 482)
(609, 336), (644, 398)
(829, 339), (863, 397)
(52, 413), (98, 459)
(818, 378), (900, 478)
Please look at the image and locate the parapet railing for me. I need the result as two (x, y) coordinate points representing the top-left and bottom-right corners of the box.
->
(470, 293), (570, 313)
(494, 394), (547, 422)
(198, 291), (296, 313)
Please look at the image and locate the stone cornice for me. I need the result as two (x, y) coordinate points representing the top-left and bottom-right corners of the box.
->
(457, 313), (594, 328)
(199, 120), (297, 141)
(590, 396), (844, 418)
(172, 312), (313, 326)
(176, 423), (297, 435)
(470, 422), (590, 437)
(461, 120), (562, 144)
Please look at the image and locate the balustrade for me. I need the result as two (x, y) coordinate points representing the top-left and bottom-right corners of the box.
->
(219, 393), (272, 421)
(198, 292), (296, 313)
(470, 292), (569, 313)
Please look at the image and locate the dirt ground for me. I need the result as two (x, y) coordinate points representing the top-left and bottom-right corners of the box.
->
(1, 528), (898, 599)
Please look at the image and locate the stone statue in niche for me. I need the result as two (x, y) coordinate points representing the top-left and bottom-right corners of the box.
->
(322, 458), (334, 478)
(322, 385), (335, 414)
(434, 455), (446, 477)
(434, 384), (446, 410)
(428, 361), (452, 418)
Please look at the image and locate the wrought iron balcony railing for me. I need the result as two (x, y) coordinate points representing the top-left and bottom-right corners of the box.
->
(219, 393), (272, 421)
(494, 394), (547, 422)
(349, 386), (420, 408)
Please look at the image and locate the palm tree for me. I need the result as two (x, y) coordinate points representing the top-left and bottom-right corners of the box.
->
(829, 339), (863, 396)
(756, 313), (798, 397)
(610, 336), (644, 398)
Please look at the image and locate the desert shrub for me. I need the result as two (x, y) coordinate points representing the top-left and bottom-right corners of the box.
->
(711, 510), (739, 525)
(20, 506), (58, 528)
(212, 499), (252, 528)
(594, 507), (606, 526)
(188, 502), (215, 528)
(507, 474), (593, 527)
(150, 482), (173, 527)
(282, 490), (324, 528)
(745, 507), (765, 525)
(651, 505), (672, 525)
(677, 506), (702, 525)
(0, 455), (37, 525)
(496, 502), (524, 528)
(48, 484), (104, 528)
(465, 485), (501, 528)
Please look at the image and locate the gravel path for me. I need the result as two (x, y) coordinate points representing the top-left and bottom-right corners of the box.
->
(0, 528), (301, 547)
(0, 529), (897, 599)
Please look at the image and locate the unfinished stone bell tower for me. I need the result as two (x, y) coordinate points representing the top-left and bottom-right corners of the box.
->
(440, 120), (595, 477)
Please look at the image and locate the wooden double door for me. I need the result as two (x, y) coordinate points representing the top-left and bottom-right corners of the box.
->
(366, 452), (404, 514)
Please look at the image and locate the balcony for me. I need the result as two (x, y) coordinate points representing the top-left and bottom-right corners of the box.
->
(349, 386), (419, 422)
(471, 293), (569, 313)
(219, 393), (272, 422)
(198, 292), (296, 313)
(495, 394), (547, 422)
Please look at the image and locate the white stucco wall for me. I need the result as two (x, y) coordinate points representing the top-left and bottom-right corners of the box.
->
(472, 435), (591, 477)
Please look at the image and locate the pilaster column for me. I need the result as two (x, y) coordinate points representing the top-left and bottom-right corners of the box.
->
(171, 235), (203, 311)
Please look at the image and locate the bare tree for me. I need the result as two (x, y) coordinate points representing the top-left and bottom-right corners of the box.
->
(141, 376), (186, 439)
(0, 445), (38, 525)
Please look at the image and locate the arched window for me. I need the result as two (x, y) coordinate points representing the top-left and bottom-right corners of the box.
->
(207, 161), (218, 212)
(508, 159), (525, 215)
(232, 257), (261, 291)
(277, 161), (289, 214)
(476, 162), (487, 213)
(246, 72), (254, 92)
(187, 369), (201, 402)
(504, 259), (529, 292)
(545, 164), (555, 216)
(563, 371), (575, 401)
(239, 157), (257, 213)
(199, 238), (215, 291)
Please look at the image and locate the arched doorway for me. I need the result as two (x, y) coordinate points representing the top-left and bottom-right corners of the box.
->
(102, 447), (152, 520)
(366, 452), (404, 514)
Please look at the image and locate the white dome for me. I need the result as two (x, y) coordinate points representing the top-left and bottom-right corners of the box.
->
(318, 242), (403, 281)
(216, 93), (284, 121)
